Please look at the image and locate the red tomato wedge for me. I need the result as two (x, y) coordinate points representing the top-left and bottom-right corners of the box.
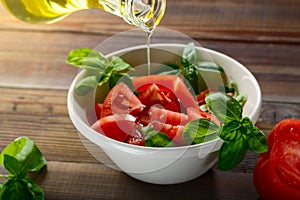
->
(125, 129), (146, 146)
(151, 121), (185, 145)
(133, 74), (198, 110)
(187, 107), (208, 121)
(91, 114), (136, 142)
(149, 106), (189, 126)
(136, 83), (181, 112)
(126, 136), (145, 146)
(253, 119), (300, 200)
(101, 82), (145, 118)
(196, 89), (213, 105)
(187, 107), (221, 125)
(95, 103), (103, 119)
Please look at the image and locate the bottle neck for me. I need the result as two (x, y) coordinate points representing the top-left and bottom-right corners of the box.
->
(100, 0), (166, 34)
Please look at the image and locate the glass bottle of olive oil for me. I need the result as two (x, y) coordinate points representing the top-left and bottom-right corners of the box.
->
(1, 0), (166, 33)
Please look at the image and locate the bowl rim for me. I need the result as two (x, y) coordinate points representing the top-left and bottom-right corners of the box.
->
(67, 43), (262, 152)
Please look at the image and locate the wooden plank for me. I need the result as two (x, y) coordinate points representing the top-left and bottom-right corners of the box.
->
(0, 0), (299, 42)
(1, 30), (299, 102)
(25, 161), (259, 200)
(163, 0), (300, 42)
(0, 88), (96, 163)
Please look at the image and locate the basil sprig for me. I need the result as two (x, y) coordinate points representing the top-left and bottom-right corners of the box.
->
(164, 43), (228, 95)
(0, 137), (46, 200)
(67, 48), (133, 95)
(141, 126), (175, 147)
(180, 43), (201, 94)
(182, 118), (220, 145)
(183, 92), (267, 170)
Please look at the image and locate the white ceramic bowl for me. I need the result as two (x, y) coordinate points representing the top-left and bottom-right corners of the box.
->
(67, 44), (262, 184)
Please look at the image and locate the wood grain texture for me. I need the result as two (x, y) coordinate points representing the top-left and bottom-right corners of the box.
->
(1, 0), (299, 42)
(0, 0), (299, 199)
(0, 30), (299, 102)
(28, 161), (260, 200)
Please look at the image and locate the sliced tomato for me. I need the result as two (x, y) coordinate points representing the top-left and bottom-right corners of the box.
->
(151, 121), (185, 145)
(253, 119), (300, 200)
(133, 74), (198, 110)
(137, 83), (181, 112)
(196, 88), (212, 105)
(101, 82), (145, 118)
(135, 114), (151, 126)
(126, 136), (145, 146)
(187, 107), (208, 121)
(91, 114), (136, 142)
(125, 128), (145, 146)
(95, 103), (103, 119)
(149, 106), (189, 126)
(187, 107), (221, 125)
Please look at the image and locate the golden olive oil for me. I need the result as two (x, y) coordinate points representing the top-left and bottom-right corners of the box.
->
(1, 0), (166, 33)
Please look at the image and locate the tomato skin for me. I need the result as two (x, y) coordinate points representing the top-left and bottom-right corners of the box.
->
(187, 107), (208, 121)
(196, 89), (211, 105)
(187, 107), (221, 125)
(253, 119), (300, 200)
(125, 128), (145, 146)
(133, 74), (198, 110)
(91, 114), (136, 142)
(137, 83), (181, 112)
(149, 106), (189, 126)
(135, 114), (151, 126)
(101, 82), (145, 118)
(95, 103), (103, 119)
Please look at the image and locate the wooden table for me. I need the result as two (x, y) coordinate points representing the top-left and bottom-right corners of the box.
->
(0, 1), (299, 199)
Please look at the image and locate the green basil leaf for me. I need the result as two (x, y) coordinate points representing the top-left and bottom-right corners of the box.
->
(0, 137), (46, 173)
(182, 118), (220, 145)
(195, 61), (224, 72)
(145, 131), (175, 147)
(23, 178), (45, 200)
(98, 56), (133, 88)
(184, 65), (200, 94)
(241, 117), (253, 128)
(217, 135), (248, 171)
(75, 75), (99, 95)
(108, 73), (134, 91)
(181, 42), (196, 67)
(0, 178), (34, 200)
(206, 92), (242, 123)
(0, 178), (44, 200)
(227, 81), (247, 106)
(156, 64), (182, 75)
(158, 69), (182, 75)
(97, 66), (113, 87)
(235, 94), (248, 107)
(219, 120), (242, 141)
(3, 155), (26, 177)
(66, 48), (107, 70)
(247, 127), (268, 154)
(107, 56), (133, 72)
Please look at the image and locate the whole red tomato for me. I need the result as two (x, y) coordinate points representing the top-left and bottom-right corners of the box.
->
(253, 119), (300, 200)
